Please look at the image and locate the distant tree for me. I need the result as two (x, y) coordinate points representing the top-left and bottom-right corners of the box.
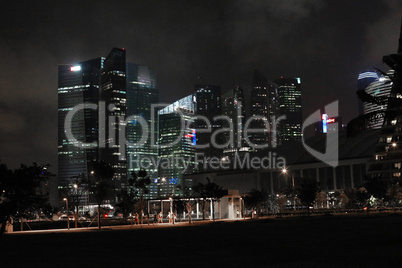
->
(276, 194), (287, 215)
(115, 180), (137, 217)
(265, 195), (280, 214)
(193, 177), (226, 221)
(131, 169), (151, 224)
(204, 178), (226, 221)
(343, 188), (369, 209)
(386, 182), (402, 207)
(364, 176), (388, 202)
(330, 191), (347, 209)
(315, 191), (328, 209)
(356, 187), (370, 208)
(193, 183), (208, 220)
(0, 162), (51, 236)
(177, 184), (193, 223)
(65, 173), (88, 228)
(89, 160), (114, 229)
(279, 184), (299, 211)
(297, 180), (319, 216)
(243, 189), (269, 218)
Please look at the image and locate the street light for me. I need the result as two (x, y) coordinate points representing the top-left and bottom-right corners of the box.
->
(63, 198), (70, 230)
(282, 168), (296, 211)
(73, 184), (78, 228)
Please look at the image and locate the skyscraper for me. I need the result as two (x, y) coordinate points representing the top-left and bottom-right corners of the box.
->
(250, 70), (278, 149)
(157, 94), (197, 197)
(99, 48), (128, 202)
(274, 77), (302, 145)
(222, 85), (248, 161)
(58, 57), (103, 204)
(126, 63), (159, 197)
(58, 48), (158, 205)
(194, 84), (222, 168)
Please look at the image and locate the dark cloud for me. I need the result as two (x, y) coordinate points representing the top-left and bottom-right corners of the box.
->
(0, 0), (401, 171)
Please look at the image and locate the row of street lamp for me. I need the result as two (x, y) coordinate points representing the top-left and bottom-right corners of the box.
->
(61, 168), (295, 230)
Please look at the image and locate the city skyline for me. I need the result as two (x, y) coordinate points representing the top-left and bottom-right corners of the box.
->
(1, 1), (402, 171)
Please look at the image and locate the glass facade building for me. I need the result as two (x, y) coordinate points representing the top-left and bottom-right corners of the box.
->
(357, 71), (379, 115)
(58, 48), (159, 204)
(194, 84), (222, 169)
(363, 70), (393, 129)
(126, 63), (159, 197)
(250, 70), (278, 148)
(58, 58), (104, 204)
(157, 95), (197, 197)
(222, 85), (249, 161)
(274, 77), (302, 145)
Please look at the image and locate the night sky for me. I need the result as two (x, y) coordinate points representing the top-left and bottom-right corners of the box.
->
(1, 0), (402, 171)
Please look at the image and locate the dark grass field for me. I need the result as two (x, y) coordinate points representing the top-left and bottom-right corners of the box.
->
(1, 213), (402, 267)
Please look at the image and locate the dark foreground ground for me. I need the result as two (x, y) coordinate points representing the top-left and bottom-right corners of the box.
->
(1, 213), (402, 267)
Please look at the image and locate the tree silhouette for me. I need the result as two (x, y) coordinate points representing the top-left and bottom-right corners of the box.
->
(0, 162), (51, 235)
(387, 182), (402, 207)
(89, 160), (114, 229)
(297, 180), (319, 216)
(64, 173), (88, 228)
(193, 177), (226, 221)
(115, 181), (137, 217)
(176, 184), (193, 223)
(244, 188), (268, 218)
(364, 176), (388, 201)
(131, 169), (151, 224)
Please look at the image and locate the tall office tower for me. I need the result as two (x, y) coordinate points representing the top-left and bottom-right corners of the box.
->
(250, 70), (278, 149)
(157, 94), (197, 197)
(59, 47), (158, 205)
(357, 71), (379, 115)
(58, 58), (104, 205)
(126, 63), (159, 197)
(222, 85), (248, 161)
(194, 84), (222, 168)
(363, 71), (393, 129)
(99, 48), (128, 203)
(274, 77), (302, 145)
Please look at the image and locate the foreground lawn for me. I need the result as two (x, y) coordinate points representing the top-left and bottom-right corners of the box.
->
(1, 213), (402, 267)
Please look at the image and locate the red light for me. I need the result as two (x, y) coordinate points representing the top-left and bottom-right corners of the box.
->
(326, 118), (336, 123)
(104, 214), (108, 218)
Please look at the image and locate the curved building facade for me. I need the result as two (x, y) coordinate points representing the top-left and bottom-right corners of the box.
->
(363, 70), (393, 129)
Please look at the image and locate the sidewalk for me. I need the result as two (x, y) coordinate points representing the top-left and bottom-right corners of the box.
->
(7, 218), (242, 235)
